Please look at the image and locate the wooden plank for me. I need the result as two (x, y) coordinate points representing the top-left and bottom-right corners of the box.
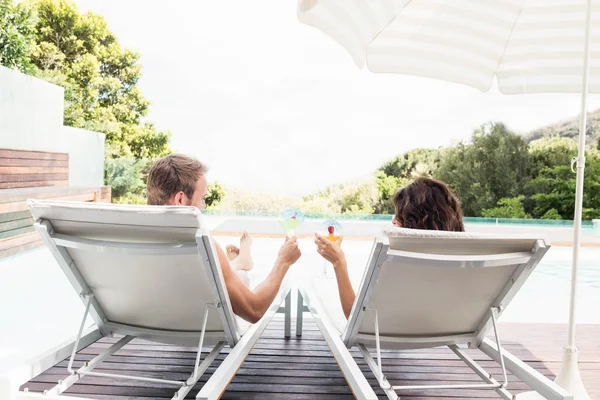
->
(0, 173), (69, 183)
(0, 158), (69, 168)
(31, 371), (537, 392)
(55, 360), (550, 380)
(0, 210), (31, 223)
(0, 180), (69, 189)
(0, 225), (34, 239)
(0, 186), (93, 203)
(0, 192), (95, 213)
(100, 186), (112, 203)
(41, 365), (528, 383)
(87, 338), (571, 356)
(0, 238), (42, 259)
(222, 394), (355, 400)
(0, 166), (69, 175)
(16, 320), (600, 400)
(0, 231), (39, 251)
(0, 149), (68, 161)
(51, 396), (165, 400)
(76, 341), (562, 361)
(0, 217), (33, 233)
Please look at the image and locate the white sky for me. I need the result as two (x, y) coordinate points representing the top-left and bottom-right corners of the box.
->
(76, 0), (600, 196)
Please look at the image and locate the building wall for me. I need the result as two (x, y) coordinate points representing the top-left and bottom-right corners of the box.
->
(0, 66), (105, 186)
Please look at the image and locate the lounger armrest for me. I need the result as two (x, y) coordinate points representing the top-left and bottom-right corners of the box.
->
(298, 283), (378, 400)
(196, 284), (292, 400)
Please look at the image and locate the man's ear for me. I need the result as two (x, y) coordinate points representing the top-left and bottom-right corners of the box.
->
(171, 191), (186, 205)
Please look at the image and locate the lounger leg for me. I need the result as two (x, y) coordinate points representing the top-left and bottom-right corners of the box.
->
(197, 287), (291, 400)
(47, 301), (224, 398)
(296, 289), (304, 337)
(358, 344), (398, 400)
(284, 290), (291, 338)
(173, 342), (226, 400)
(449, 345), (512, 400)
(361, 307), (512, 399)
(45, 294), (134, 396)
(480, 338), (573, 400)
(45, 335), (134, 395)
(358, 309), (399, 399)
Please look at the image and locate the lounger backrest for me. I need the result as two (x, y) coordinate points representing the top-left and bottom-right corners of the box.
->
(28, 200), (239, 345)
(344, 228), (549, 348)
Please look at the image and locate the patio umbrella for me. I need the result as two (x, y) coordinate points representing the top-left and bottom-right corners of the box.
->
(298, 0), (597, 398)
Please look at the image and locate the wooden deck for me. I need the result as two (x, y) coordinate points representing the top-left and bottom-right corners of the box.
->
(21, 318), (600, 399)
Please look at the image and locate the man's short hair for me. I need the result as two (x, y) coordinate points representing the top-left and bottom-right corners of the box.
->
(146, 154), (208, 205)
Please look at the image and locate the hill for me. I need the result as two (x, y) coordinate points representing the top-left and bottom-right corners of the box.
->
(526, 108), (600, 147)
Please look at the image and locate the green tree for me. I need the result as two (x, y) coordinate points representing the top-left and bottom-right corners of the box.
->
(375, 171), (408, 214)
(0, 0), (36, 72)
(306, 181), (379, 215)
(436, 122), (532, 216)
(529, 137), (577, 174)
(104, 158), (150, 199)
(526, 153), (600, 220)
(337, 182), (378, 214)
(541, 209), (561, 220)
(375, 148), (439, 214)
(380, 148), (440, 179)
(206, 183), (225, 208)
(28, 0), (171, 159)
(481, 196), (531, 219)
(301, 196), (341, 214)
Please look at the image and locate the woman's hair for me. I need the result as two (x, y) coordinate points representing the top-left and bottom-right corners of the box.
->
(392, 177), (464, 232)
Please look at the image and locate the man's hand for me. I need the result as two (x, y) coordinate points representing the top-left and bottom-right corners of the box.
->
(276, 236), (301, 267)
(217, 236), (299, 324)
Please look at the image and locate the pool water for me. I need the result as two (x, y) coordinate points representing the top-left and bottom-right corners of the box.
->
(536, 247), (600, 289)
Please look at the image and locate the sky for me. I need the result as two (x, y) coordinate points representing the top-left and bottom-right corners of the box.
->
(76, 0), (600, 197)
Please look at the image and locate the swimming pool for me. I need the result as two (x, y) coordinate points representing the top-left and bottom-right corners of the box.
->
(536, 246), (600, 289)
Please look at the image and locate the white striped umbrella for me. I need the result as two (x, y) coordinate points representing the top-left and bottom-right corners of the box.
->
(298, 1), (597, 399)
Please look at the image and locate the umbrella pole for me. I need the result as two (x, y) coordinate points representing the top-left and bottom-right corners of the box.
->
(517, 1), (593, 399)
(555, 0), (593, 397)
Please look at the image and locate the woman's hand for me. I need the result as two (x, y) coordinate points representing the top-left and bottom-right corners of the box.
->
(315, 233), (355, 318)
(314, 233), (346, 269)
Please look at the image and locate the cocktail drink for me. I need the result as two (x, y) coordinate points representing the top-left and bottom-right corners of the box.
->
(279, 215), (299, 236)
(324, 224), (340, 243)
(321, 219), (342, 276)
(279, 209), (304, 237)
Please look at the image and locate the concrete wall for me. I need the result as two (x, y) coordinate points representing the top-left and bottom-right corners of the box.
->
(62, 126), (105, 186)
(0, 66), (105, 186)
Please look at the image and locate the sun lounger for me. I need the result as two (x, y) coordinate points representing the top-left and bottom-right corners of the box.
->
(17, 200), (292, 400)
(297, 227), (572, 400)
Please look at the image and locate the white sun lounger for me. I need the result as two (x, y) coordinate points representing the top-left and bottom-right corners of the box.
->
(297, 227), (573, 400)
(18, 200), (292, 400)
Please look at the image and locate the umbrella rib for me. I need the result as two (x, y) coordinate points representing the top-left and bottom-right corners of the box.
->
(495, 1), (526, 77)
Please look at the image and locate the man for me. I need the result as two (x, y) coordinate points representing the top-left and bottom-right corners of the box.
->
(146, 154), (301, 323)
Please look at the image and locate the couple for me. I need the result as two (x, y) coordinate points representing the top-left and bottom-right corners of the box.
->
(146, 154), (465, 323)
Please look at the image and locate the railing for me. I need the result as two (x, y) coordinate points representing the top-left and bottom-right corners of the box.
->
(203, 210), (596, 229)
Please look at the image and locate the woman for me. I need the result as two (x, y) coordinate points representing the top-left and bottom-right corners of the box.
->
(314, 177), (465, 319)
